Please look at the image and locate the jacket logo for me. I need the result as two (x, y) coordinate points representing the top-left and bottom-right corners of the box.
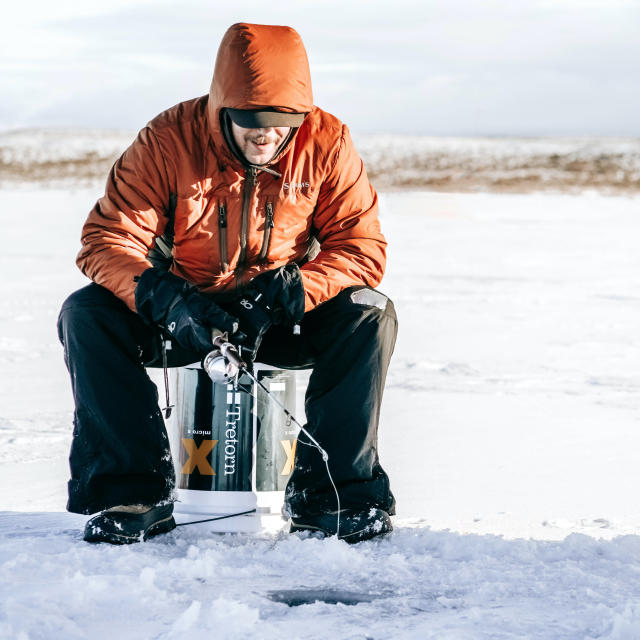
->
(283, 181), (310, 190)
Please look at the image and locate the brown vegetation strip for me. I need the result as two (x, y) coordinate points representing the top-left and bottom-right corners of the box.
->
(1, 135), (639, 194)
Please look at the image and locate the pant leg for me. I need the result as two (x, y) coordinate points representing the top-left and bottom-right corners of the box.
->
(256, 286), (398, 517)
(59, 281), (397, 516)
(57, 283), (179, 514)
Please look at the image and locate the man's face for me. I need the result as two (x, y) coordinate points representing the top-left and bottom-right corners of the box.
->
(230, 121), (291, 165)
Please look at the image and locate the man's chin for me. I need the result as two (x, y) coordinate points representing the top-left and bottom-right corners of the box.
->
(245, 153), (272, 165)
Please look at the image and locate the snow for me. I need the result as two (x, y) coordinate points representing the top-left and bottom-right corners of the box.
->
(3, 515), (640, 638)
(2, 128), (639, 193)
(2, 184), (640, 638)
(378, 190), (640, 540)
(357, 135), (640, 193)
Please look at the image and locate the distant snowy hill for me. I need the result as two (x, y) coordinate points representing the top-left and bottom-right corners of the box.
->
(1, 128), (639, 194)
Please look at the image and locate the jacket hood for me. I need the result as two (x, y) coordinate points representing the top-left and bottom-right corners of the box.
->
(207, 23), (313, 162)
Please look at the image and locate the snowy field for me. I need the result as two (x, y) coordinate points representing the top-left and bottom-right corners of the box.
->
(2, 128), (639, 194)
(1, 185), (640, 638)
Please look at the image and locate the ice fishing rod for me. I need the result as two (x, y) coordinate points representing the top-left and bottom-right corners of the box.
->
(202, 333), (342, 538)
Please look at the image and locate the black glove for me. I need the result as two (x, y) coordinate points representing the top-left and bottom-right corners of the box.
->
(227, 295), (273, 363)
(135, 268), (239, 355)
(229, 264), (305, 361)
(249, 263), (306, 326)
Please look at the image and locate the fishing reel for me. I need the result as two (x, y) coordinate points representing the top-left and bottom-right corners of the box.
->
(202, 331), (247, 385)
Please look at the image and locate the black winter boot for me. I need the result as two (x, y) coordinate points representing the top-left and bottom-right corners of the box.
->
(290, 508), (392, 543)
(83, 504), (176, 544)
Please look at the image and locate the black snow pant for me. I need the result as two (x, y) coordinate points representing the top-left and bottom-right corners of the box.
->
(57, 283), (397, 517)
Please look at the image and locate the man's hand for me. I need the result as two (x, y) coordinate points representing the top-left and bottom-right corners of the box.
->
(249, 263), (306, 325)
(228, 294), (272, 363)
(229, 264), (305, 361)
(135, 268), (239, 355)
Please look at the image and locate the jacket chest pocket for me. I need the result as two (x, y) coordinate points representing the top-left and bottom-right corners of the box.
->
(217, 201), (229, 272)
(174, 194), (205, 236)
(255, 191), (318, 264)
(275, 190), (316, 234)
(172, 195), (229, 277)
(217, 198), (276, 270)
(258, 200), (275, 263)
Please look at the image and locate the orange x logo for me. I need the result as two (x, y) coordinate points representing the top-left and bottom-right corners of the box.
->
(280, 439), (297, 476)
(181, 438), (217, 475)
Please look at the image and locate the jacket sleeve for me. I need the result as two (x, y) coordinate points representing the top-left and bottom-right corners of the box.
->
(300, 125), (386, 311)
(76, 126), (171, 311)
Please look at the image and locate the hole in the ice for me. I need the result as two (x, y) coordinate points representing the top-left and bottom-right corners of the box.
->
(267, 588), (382, 607)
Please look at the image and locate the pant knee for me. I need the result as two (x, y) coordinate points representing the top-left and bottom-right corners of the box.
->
(345, 287), (397, 333)
(57, 284), (129, 344)
(311, 287), (397, 353)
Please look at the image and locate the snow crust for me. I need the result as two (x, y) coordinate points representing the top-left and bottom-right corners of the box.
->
(3, 512), (640, 639)
(1, 186), (640, 637)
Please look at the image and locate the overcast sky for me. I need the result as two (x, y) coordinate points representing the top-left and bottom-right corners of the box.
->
(2, 0), (639, 136)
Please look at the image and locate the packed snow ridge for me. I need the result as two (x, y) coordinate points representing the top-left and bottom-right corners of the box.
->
(3, 513), (640, 639)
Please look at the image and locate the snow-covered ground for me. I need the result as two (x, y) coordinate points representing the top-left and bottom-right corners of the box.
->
(2, 128), (639, 194)
(1, 186), (640, 638)
(360, 136), (640, 193)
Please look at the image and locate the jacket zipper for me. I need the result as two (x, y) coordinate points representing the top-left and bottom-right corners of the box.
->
(217, 201), (228, 272)
(258, 201), (274, 263)
(238, 165), (258, 272)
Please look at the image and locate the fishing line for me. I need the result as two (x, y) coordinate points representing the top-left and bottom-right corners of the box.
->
(212, 377), (341, 536)
(176, 509), (257, 527)
(200, 334), (342, 538)
(175, 372), (342, 536)
(242, 367), (342, 539)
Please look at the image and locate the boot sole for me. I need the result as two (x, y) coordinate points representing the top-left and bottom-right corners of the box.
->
(84, 515), (176, 545)
(290, 519), (392, 544)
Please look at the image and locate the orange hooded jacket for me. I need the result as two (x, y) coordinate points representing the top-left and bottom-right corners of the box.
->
(77, 23), (386, 314)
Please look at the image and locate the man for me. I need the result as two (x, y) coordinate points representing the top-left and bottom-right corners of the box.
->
(58, 23), (397, 544)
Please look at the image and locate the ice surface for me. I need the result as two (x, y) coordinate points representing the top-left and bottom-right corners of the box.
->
(2, 513), (640, 639)
(1, 186), (640, 637)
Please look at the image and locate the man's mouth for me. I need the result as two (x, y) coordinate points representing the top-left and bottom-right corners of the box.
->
(251, 139), (272, 147)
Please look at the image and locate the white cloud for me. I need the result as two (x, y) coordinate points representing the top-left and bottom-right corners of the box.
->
(1, 0), (639, 134)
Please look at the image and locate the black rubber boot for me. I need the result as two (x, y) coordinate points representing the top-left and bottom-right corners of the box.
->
(83, 504), (176, 544)
(290, 508), (392, 543)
